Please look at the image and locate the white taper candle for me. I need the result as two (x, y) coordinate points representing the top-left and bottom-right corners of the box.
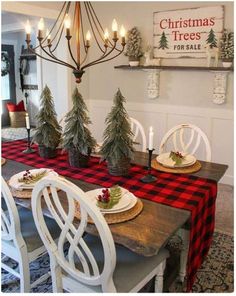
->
(25, 113), (30, 129)
(148, 126), (154, 150)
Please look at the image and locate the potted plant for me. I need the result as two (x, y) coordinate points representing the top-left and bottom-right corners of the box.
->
(100, 89), (134, 176)
(62, 88), (96, 168)
(220, 30), (234, 67)
(124, 27), (143, 66)
(33, 85), (61, 158)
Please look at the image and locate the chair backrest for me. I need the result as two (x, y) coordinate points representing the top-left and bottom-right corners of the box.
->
(130, 117), (147, 152)
(159, 123), (212, 161)
(31, 176), (117, 292)
(1, 177), (25, 246)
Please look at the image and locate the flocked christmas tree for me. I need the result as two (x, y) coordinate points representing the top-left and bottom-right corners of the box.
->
(158, 31), (169, 49)
(206, 29), (218, 48)
(124, 27), (143, 60)
(101, 89), (134, 173)
(220, 30), (234, 61)
(62, 87), (96, 156)
(33, 85), (61, 149)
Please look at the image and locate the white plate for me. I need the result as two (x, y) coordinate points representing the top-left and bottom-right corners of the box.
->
(85, 187), (137, 213)
(9, 168), (58, 190)
(156, 153), (196, 168)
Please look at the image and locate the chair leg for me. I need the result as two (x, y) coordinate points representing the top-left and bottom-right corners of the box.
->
(178, 229), (190, 283)
(50, 256), (63, 292)
(18, 247), (31, 293)
(154, 260), (166, 292)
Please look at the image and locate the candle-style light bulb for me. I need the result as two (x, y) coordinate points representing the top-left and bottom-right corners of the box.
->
(38, 18), (44, 31)
(104, 28), (109, 46)
(64, 14), (71, 29)
(64, 14), (71, 38)
(86, 30), (91, 41)
(120, 25), (126, 45)
(86, 30), (91, 47)
(112, 19), (118, 40)
(25, 20), (31, 34)
(38, 18), (44, 39)
(25, 20), (31, 44)
(112, 19), (118, 32)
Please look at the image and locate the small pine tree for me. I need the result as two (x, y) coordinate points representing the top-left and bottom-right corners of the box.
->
(220, 30), (234, 61)
(62, 88), (96, 155)
(206, 29), (218, 48)
(158, 31), (169, 49)
(33, 85), (61, 148)
(124, 27), (143, 59)
(100, 89), (134, 165)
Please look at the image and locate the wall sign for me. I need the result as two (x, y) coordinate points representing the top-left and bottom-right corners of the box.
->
(153, 6), (224, 58)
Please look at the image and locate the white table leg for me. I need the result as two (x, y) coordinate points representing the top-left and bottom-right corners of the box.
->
(154, 260), (166, 292)
(178, 228), (190, 283)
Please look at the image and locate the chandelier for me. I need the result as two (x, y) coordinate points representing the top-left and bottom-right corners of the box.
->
(25, 1), (126, 83)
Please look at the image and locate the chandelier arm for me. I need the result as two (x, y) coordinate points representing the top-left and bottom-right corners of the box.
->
(39, 40), (76, 69)
(88, 2), (121, 52)
(79, 3), (88, 53)
(84, 2), (105, 54)
(32, 2), (68, 51)
(86, 3), (106, 46)
(79, 50), (89, 67)
(67, 39), (79, 68)
(50, 4), (71, 53)
(81, 42), (117, 70)
(49, 46), (77, 69)
(83, 46), (125, 69)
(27, 45), (76, 70)
(80, 45), (108, 67)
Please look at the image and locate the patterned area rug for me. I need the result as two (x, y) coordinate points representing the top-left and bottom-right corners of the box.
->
(1, 232), (233, 293)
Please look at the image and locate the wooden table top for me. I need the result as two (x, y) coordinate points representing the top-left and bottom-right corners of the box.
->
(2, 153), (228, 257)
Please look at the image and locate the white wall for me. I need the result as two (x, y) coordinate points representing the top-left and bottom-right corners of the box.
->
(86, 1), (234, 185)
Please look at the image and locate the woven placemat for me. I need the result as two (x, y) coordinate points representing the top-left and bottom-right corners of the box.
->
(1, 158), (6, 166)
(151, 159), (201, 174)
(75, 198), (143, 225)
(8, 182), (60, 199)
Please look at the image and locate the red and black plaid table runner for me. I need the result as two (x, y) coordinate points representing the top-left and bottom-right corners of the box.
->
(2, 140), (217, 291)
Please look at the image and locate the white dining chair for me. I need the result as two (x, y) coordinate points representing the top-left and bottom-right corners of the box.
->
(159, 123), (211, 161)
(130, 117), (147, 152)
(159, 123), (212, 283)
(31, 176), (169, 293)
(1, 177), (61, 292)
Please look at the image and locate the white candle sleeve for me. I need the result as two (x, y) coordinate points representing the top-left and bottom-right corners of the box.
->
(25, 114), (30, 129)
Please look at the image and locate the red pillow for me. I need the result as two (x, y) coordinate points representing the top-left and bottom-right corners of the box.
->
(6, 100), (26, 112)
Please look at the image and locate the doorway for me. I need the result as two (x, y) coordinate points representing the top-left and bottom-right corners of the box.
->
(1, 44), (16, 127)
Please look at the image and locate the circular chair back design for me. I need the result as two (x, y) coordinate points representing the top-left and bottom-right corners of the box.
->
(31, 176), (117, 292)
(159, 123), (211, 161)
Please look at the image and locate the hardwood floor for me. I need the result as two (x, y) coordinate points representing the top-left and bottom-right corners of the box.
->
(215, 183), (234, 235)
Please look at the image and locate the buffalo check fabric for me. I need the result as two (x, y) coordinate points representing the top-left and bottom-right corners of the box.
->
(2, 140), (217, 291)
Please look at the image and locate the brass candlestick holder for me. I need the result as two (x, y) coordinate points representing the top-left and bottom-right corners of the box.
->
(140, 148), (157, 183)
(23, 128), (35, 154)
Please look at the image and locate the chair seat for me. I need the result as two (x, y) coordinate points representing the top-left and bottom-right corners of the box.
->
(63, 234), (169, 293)
(3, 207), (61, 253)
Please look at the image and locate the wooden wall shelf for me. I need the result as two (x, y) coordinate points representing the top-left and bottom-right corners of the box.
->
(114, 65), (233, 104)
(114, 65), (234, 71)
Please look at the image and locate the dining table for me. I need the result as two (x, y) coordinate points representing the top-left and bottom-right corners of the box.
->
(1, 140), (228, 291)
